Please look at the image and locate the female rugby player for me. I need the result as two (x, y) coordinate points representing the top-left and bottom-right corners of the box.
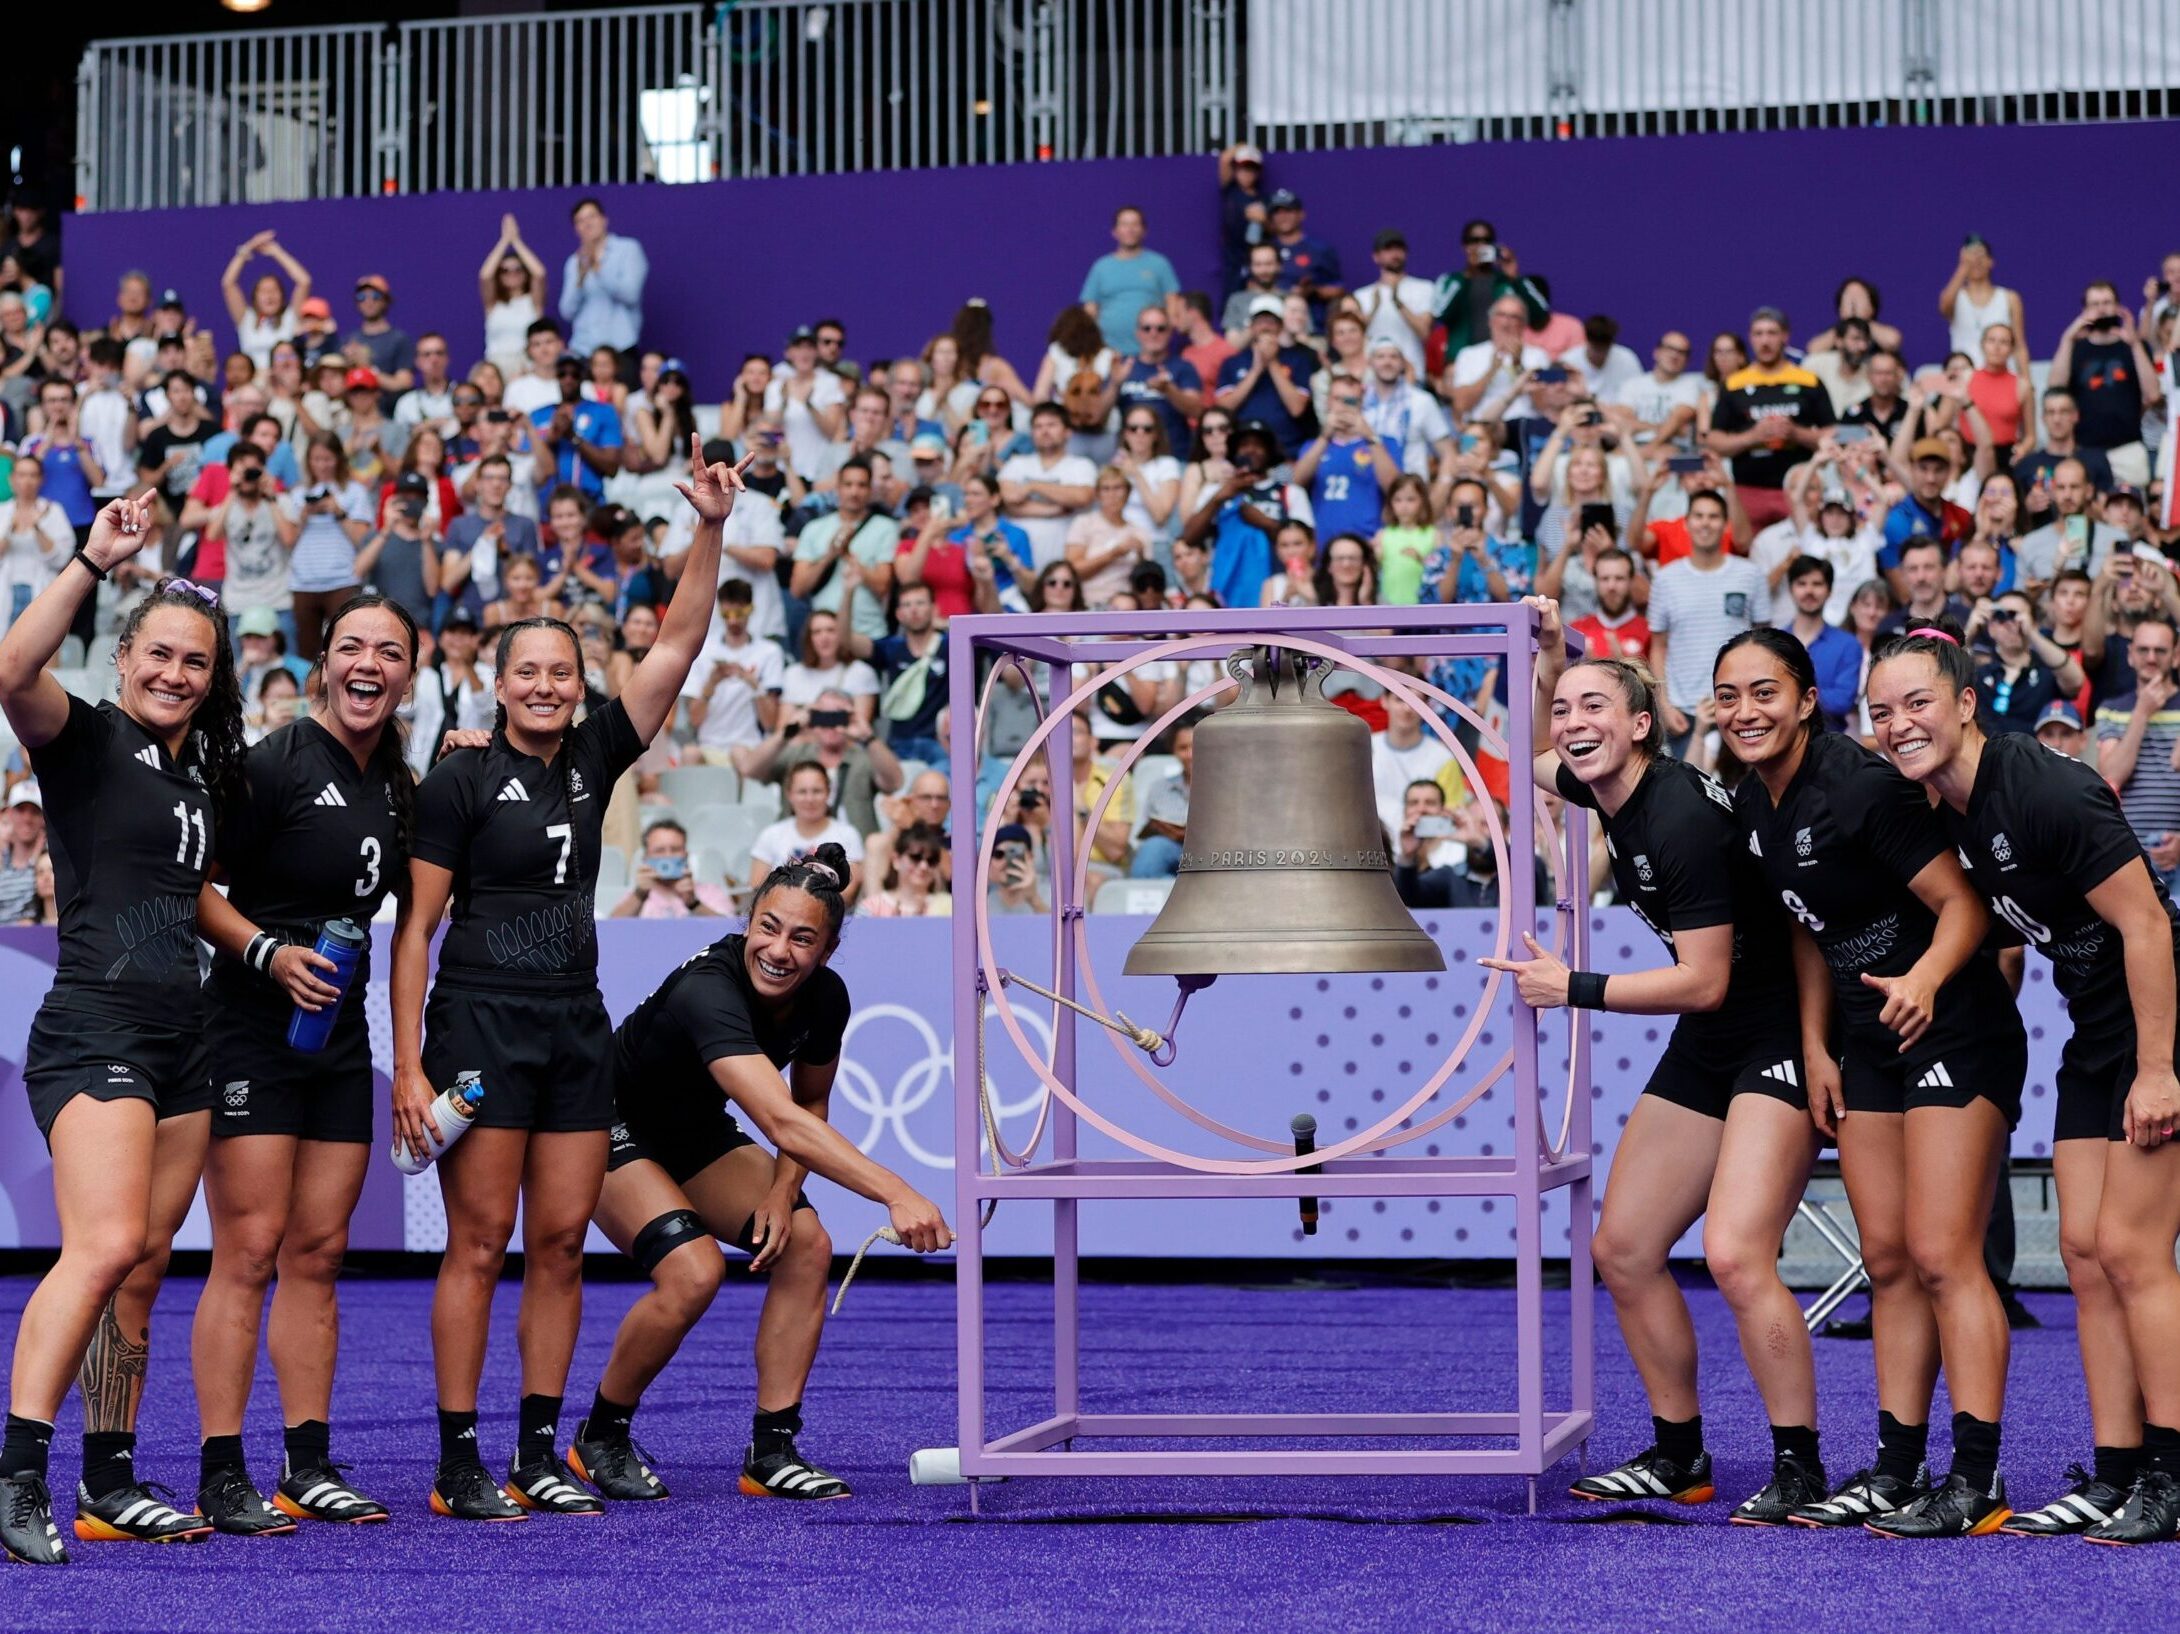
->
(1716, 627), (2024, 1538)
(188, 595), (420, 1533)
(569, 845), (951, 1503)
(1484, 599), (1822, 1522)
(392, 437), (744, 1521)
(1866, 628), (2180, 1545)
(1, 496), (247, 1563)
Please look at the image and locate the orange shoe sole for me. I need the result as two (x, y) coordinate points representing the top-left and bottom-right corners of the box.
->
(72, 1515), (212, 1544)
(1568, 1482), (1714, 1505)
(428, 1487), (526, 1522)
(738, 1473), (851, 1500)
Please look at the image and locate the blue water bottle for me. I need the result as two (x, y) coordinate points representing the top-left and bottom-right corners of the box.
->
(285, 919), (368, 1053)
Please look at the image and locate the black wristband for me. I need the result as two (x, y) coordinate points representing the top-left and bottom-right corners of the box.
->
(70, 548), (110, 583)
(246, 932), (280, 976)
(1566, 970), (1610, 1010)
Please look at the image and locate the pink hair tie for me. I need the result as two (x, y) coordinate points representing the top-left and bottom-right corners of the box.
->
(804, 861), (841, 887)
(1907, 626), (1959, 644)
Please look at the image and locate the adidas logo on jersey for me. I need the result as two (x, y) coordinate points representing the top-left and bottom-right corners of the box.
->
(135, 745), (161, 768)
(1915, 1062), (1955, 1090)
(313, 783), (347, 808)
(497, 779), (529, 802)
(1759, 1061), (1799, 1087)
(1748, 832), (1762, 857)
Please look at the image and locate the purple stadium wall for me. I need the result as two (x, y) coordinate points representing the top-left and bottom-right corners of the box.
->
(62, 122), (2178, 385)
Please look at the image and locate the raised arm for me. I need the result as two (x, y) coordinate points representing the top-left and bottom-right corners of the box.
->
(0, 494), (154, 748)
(619, 435), (750, 741)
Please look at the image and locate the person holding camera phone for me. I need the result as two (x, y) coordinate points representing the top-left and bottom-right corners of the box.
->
(1429, 220), (1549, 358)
(2052, 281), (2163, 488)
(354, 471), (440, 638)
(612, 818), (731, 919)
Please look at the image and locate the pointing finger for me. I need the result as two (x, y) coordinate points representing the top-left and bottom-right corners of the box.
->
(1521, 932), (1547, 957)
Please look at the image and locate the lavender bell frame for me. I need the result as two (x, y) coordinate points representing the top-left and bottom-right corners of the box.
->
(927, 602), (1596, 1514)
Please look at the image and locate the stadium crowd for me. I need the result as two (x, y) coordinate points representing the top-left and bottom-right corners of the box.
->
(0, 174), (2176, 923)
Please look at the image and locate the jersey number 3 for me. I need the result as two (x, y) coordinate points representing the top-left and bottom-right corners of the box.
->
(171, 802), (208, 870)
(355, 837), (381, 897)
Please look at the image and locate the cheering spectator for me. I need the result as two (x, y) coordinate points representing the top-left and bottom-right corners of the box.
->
(2017, 457), (2123, 584)
(0, 780), (43, 924)
(1261, 188), (1343, 324)
(1296, 377), (1400, 542)
(2093, 615), (2180, 887)
(1064, 469), (1153, 608)
(860, 820), (952, 918)
(439, 453), (540, 622)
(0, 456), (73, 626)
(750, 761), (866, 906)
(1349, 229), (1434, 377)
(1102, 304), (1203, 460)
(1879, 436), (1975, 588)
(530, 352), (621, 502)
(610, 819), (732, 919)
(478, 212), (549, 383)
(1217, 142), (1269, 295)
(1805, 316), (1875, 412)
(558, 198), (646, 364)
(341, 275), (413, 404)
(1214, 297), (1315, 455)
(1431, 219), (1548, 357)
(767, 323), (849, 480)
(741, 685), (902, 837)
(1171, 290), (1237, 390)
(1567, 547), (1650, 660)
(352, 470), (440, 634)
(1646, 489), (1770, 755)
(1221, 243), (1287, 341)
(218, 230), (313, 372)
(21, 377), (103, 535)
(1874, 535), (1969, 639)
(814, 385), (910, 507)
(1080, 206), (1180, 359)
(1613, 331), (1704, 452)
(2051, 280), (2163, 486)
(1962, 324), (2034, 472)
(277, 433), (375, 659)
(682, 580), (785, 768)
(1706, 306), (1834, 529)
(1447, 295), (1551, 424)
(1940, 234), (2028, 366)
(1629, 453), (1749, 566)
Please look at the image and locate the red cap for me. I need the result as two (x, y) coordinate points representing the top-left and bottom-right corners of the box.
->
(297, 296), (333, 320)
(353, 275), (391, 297)
(343, 367), (381, 392)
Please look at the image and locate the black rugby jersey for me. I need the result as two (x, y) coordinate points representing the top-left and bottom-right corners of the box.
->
(212, 716), (405, 985)
(29, 696), (212, 1017)
(1735, 730), (1954, 1033)
(614, 934), (849, 1096)
(1945, 730), (2180, 1039)
(1557, 756), (1796, 1027)
(413, 699), (643, 982)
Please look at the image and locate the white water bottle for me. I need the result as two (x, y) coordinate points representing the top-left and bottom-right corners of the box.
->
(392, 1073), (485, 1175)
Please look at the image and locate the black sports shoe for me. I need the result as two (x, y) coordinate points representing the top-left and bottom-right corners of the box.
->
(429, 1462), (525, 1523)
(1866, 1471), (2010, 1538)
(2084, 1469), (2180, 1547)
(1568, 1446), (1714, 1505)
(0, 1471), (67, 1565)
(1788, 1465), (1928, 1528)
(740, 1440), (852, 1500)
(195, 1467), (296, 1536)
(505, 1453), (604, 1516)
(276, 1460), (390, 1525)
(1730, 1450), (1828, 1526)
(73, 1479), (214, 1544)
(1999, 1464), (2127, 1536)
(568, 1425), (667, 1501)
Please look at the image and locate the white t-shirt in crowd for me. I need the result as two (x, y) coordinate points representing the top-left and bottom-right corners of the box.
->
(503, 373), (560, 419)
(1371, 734), (1453, 839)
(0, 498), (75, 608)
(681, 634), (787, 751)
(1362, 380), (1451, 476)
(235, 308), (298, 374)
(663, 488), (788, 643)
(998, 451), (1100, 567)
(1612, 370), (1705, 449)
(782, 660), (880, 711)
(764, 368), (849, 480)
(1648, 554), (1771, 710)
(750, 816), (865, 874)
(1352, 277), (1436, 375)
(1121, 454), (1182, 539)
(1449, 342), (1552, 422)
(1558, 342), (1644, 405)
(79, 388), (137, 497)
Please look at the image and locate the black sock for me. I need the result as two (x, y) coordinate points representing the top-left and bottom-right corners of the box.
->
(584, 1391), (636, 1446)
(284, 1419), (331, 1475)
(1652, 1413), (1703, 1469)
(752, 1402), (802, 1459)
(1, 1414), (54, 1478)
(1770, 1423), (1821, 1465)
(2094, 1443), (2142, 1490)
(1875, 1410), (1928, 1484)
(516, 1394), (562, 1469)
(198, 1434), (246, 1490)
(80, 1431), (138, 1500)
(1949, 1411), (2002, 1491)
(2142, 1422), (2180, 1476)
(437, 1408), (481, 1471)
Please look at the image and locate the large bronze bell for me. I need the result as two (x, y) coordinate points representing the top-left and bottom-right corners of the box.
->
(1124, 647), (1447, 977)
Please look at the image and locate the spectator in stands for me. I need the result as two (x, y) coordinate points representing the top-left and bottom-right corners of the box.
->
(947, 297), (1032, 409)
(2052, 279), (2163, 486)
(341, 275), (413, 406)
(1176, 407), (1236, 524)
(338, 365), (408, 490)
(791, 457), (897, 641)
(1063, 469), (1152, 608)
(1033, 306), (1116, 459)
(20, 378), (102, 545)
(503, 318), (565, 419)
(180, 444), (283, 641)
(717, 352), (772, 446)
(625, 362), (696, 476)
(768, 324), (849, 481)
(1805, 316), (1874, 412)
(1169, 533), (1214, 605)
(883, 357), (942, 448)
(1841, 348), (1910, 443)
(291, 294), (338, 371)
(1116, 713), (1194, 880)
(1975, 587), (2081, 736)
(610, 818), (732, 919)
(2093, 614), (2180, 886)
(1392, 778), (1477, 909)
(1358, 339), (1451, 480)
(558, 197), (646, 367)
(218, 230), (312, 373)
(1873, 536), (1968, 639)
(477, 212), (549, 383)
(1348, 229), (1432, 377)
(1879, 436), (1975, 587)
(135, 369), (215, 518)
(1182, 419), (1309, 612)
(2036, 699), (2087, 760)
(1315, 532), (1376, 608)
(1259, 519), (1320, 608)
(1778, 555), (1862, 730)
(1432, 219), (1548, 357)
(439, 452), (540, 622)
(387, 424), (461, 534)
(354, 470), (440, 635)
(1613, 331), (1703, 452)
(1217, 142), (1269, 296)
(1706, 306), (1834, 530)
(0, 455), (72, 626)
(1101, 303), (1202, 459)
(781, 608), (878, 731)
(1374, 474), (1438, 608)
(1262, 188), (1342, 322)
(1646, 489), (1769, 755)
(1067, 713), (1135, 879)
(987, 821), (1046, 916)
(1215, 297), (1314, 456)
(1221, 243), (1287, 341)
(1295, 377), (1400, 549)
(813, 384), (910, 509)
(1560, 313), (1641, 403)
(742, 685), (901, 838)
(1566, 547), (1649, 660)
(2082, 551), (2180, 707)
(1080, 205), (1180, 360)
(859, 819), (951, 919)
(2017, 456), (2122, 583)
(530, 352), (621, 503)
(849, 578), (950, 768)
(682, 579), (784, 769)
(2043, 565), (2093, 681)
(394, 333), (457, 432)
(1940, 235), (2026, 367)
(1448, 295), (1550, 425)
(1418, 474), (1534, 722)
(1629, 453), (1746, 566)
(1108, 408), (1181, 543)
(1, 191), (57, 298)
(1804, 275), (1902, 356)
(0, 779), (43, 924)
(1170, 290), (1236, 392)
(864, 774), (952, 891)
(278, 432), (375, 659)
(998, 403), (1098, 567)
(2014, 389), (2115, 525)
(1962, 324), (2034, 473)
(1370, 691), (1453, 837)
(751, 760), (866, 905)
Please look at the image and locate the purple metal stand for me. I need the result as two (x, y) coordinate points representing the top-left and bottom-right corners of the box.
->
(942, 604), (1592, 1502)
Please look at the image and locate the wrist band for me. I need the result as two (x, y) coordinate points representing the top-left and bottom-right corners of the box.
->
(70, 548), (109, 583)
(246, 933), (280, 975)
(1566, 970), (1610, 1010)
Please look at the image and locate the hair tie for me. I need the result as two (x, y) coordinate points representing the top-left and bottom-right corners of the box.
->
(803, 861), (840, 887)
(1907, 626), (1959, 645)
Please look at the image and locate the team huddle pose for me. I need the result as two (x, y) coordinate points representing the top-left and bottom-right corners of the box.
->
(1494, 593), (2180, 1543)
(0, 440), (950, 1566)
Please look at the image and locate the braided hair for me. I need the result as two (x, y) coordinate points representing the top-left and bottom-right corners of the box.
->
(312, 593), (420, 905)
(491, 614), (594, 946)
(116, 579), (249, 826)
(750, 841), (851, 944)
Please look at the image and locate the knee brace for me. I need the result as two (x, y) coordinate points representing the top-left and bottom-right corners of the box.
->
(631, 1209), (710, 1275)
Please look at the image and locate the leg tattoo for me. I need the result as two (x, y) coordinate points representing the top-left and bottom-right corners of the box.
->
(79, 1299), (149, 1435)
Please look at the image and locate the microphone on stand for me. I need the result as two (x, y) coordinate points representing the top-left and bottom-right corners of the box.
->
(1292, 1112), (1320, 1236)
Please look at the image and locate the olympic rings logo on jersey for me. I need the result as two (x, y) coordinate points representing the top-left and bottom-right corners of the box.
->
(832, 1002), (1050, 1171)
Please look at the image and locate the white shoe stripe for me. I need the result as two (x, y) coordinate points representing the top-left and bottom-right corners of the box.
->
(299, 1482), (338, 1505)
(767, 1466), (804, 1488)
(113, 1498), (153, 1527)
(1636, 1468), (1668, 1495)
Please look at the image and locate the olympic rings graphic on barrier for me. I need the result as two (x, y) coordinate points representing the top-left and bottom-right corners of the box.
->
(832, 1002), (1052, 1171)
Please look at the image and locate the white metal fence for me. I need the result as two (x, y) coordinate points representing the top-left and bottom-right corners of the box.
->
(76, 0), (2180, 211)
